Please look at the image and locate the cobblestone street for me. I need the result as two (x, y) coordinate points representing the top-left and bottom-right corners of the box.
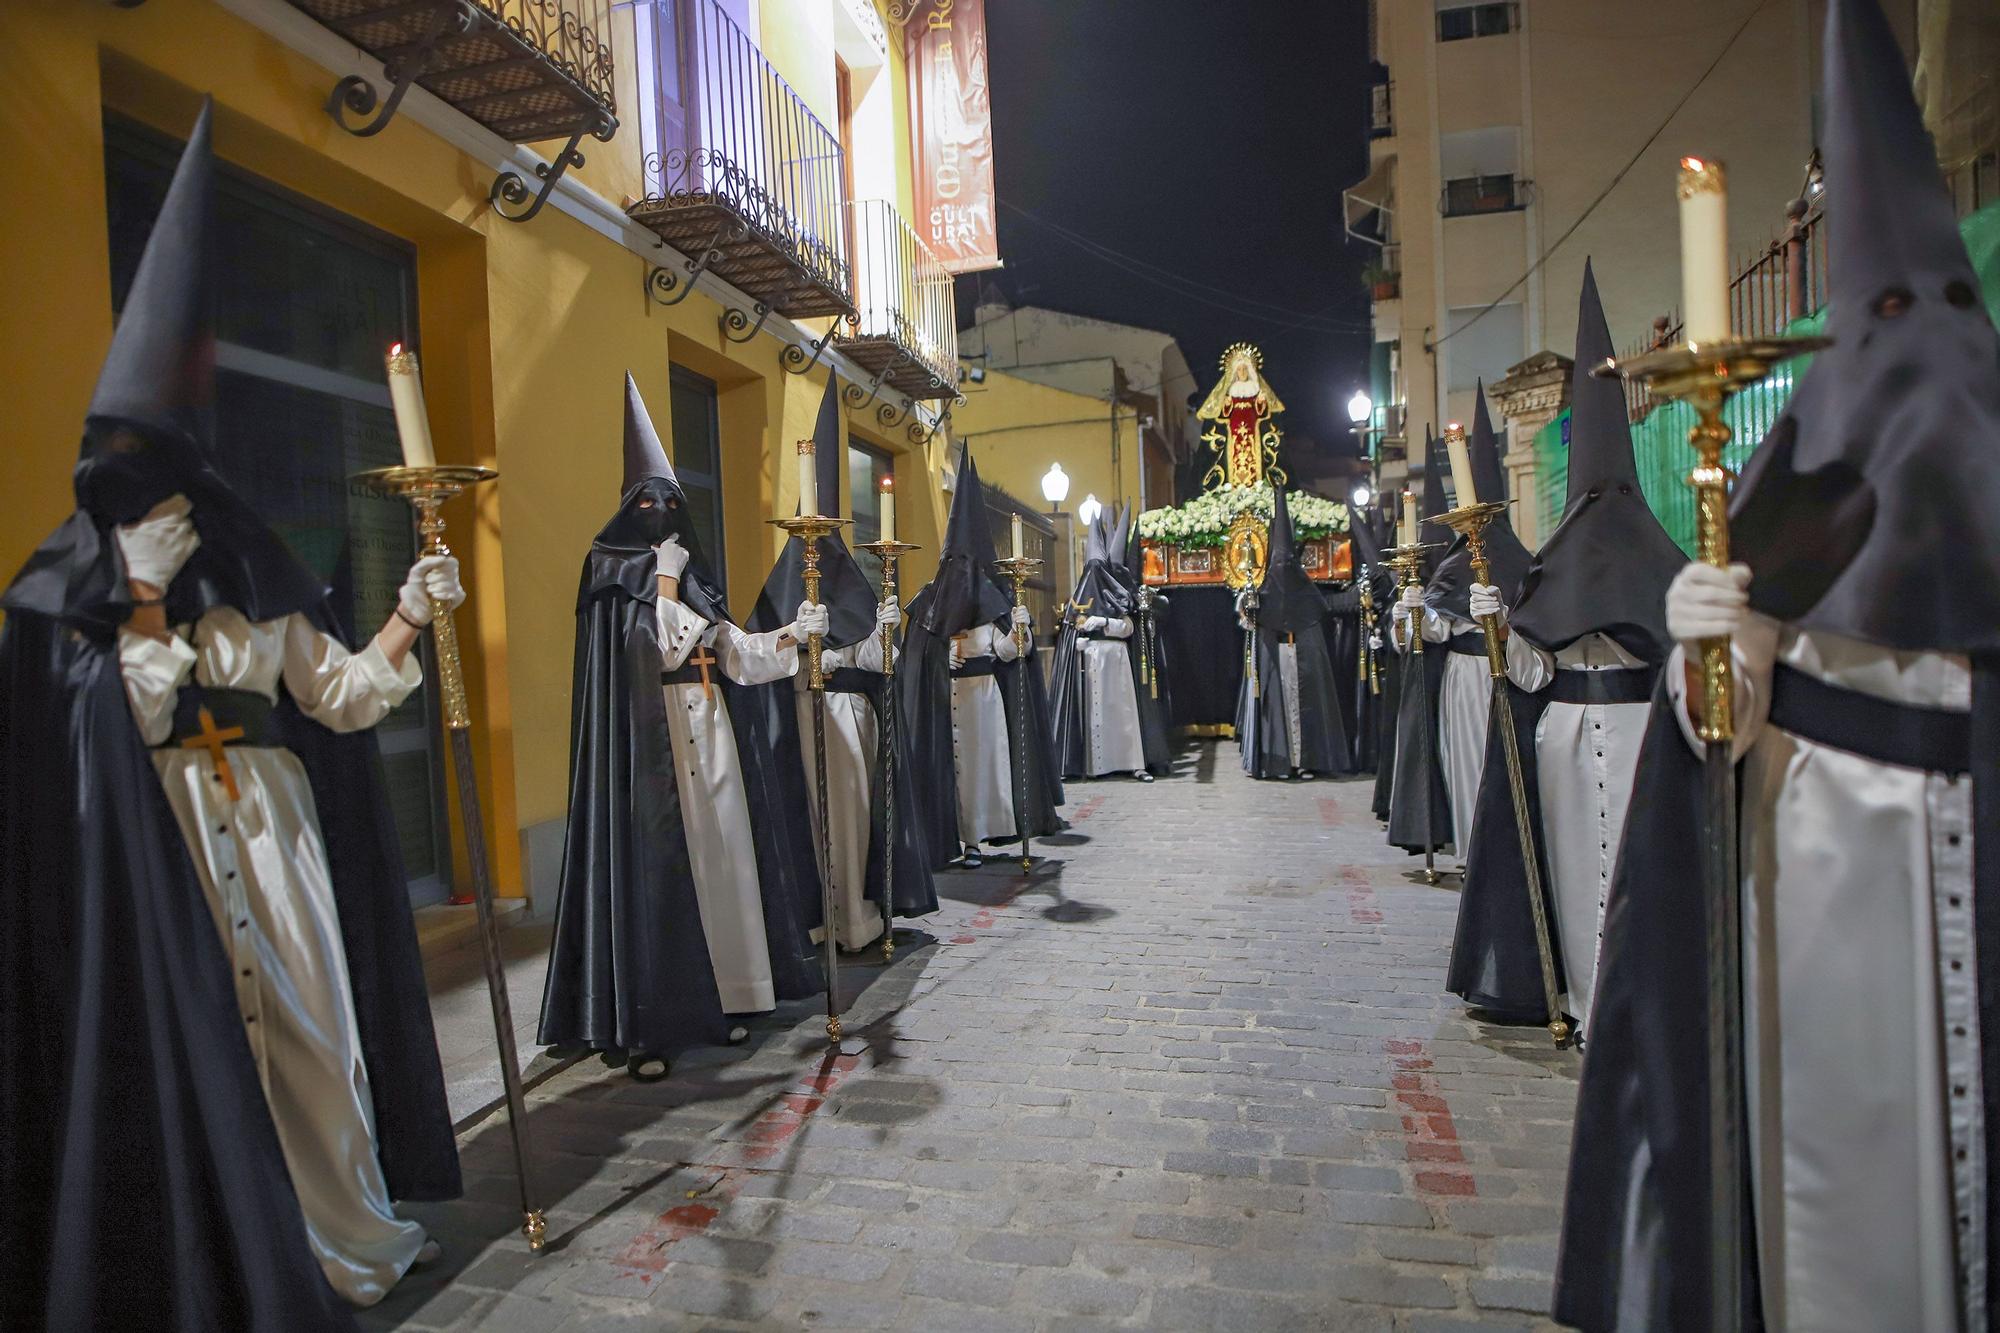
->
(372, 744), (1577, 1332)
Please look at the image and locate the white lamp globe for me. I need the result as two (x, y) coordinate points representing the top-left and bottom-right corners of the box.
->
(1077, 494), (1102, 527)
(1347, 391), (1373, 426)
(1041, 462), (1071, 506)
(1351, 484), (1373, 509)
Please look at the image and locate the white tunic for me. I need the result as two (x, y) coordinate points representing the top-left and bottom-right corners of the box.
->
(1503, 631), (1652, 1030)
(1077, 618), (1145, 777)
(118, 608), (426, 1308)
(1418, 609), (1491, 864)
(794, 633), (892, 951)
(1669, 623), (1974, 1333)
(950, 623), (1021, 847)
(656, 598), (800, 1013)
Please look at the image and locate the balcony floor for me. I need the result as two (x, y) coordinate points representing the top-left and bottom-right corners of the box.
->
(837, 331), (958, 401)
(628, 197), (854, 320)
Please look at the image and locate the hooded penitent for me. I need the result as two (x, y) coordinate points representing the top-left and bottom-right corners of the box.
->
(1, 100), (456, 1331)
(1050, 508), (1167, 778)
(1237, 487), (1351, 778)
(743, 375), (937, 925)
(1450, 261), (1676, 1021)
(899, 444), (1063, 859)
(1425, 388), (1532, 624)
(1349, 501), (1400, 806)
(1112, 502), (1177, 772)
(1509, 261), (1685, 661)
(1556, 0), (2000, 1325)
(538, 374), (823, 1061)
(1387, 433), (1454, 853)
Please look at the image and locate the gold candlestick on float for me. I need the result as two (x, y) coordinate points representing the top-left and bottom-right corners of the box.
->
(857, 531), (920, 964)
(772, 502), (850, 1046)
(992, 554), (1044, 873)
(1385, 541), (1444, 884)
(1427, 495), (1567, 1048)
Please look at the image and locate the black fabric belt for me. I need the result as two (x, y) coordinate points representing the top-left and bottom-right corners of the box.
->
(1447, 633), (1487, 657)
(154, 686), (279, 750)
(1547, 665), (1657, 706)
(661, 660), (723, 689)
(952, 655), (999, 679)
(1770, 661), (1971, 776)
(1078, 630), (1126, 643)
(821, 667), (877, 695)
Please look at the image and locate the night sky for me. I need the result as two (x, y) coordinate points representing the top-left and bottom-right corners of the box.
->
(959, 1), (1373, 483)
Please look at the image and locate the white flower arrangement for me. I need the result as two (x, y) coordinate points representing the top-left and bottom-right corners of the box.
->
(1137, 482), (1348, 549)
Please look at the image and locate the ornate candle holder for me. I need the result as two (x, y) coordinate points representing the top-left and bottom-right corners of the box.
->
(1426, 500), (1512, 675)
(1383, 541), (1444, 884)
(992, 555), (1044, 873)
(857, 536), (920, 963)
(354, 464), (545, 1252)
(772, 512), (851, 1046)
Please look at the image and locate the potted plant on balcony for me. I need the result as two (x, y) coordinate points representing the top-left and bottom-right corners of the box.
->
(1361, 260), (1400, 301)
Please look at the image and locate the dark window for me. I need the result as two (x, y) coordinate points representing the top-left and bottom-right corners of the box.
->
(846, 442), (892, 592)
(1442, 174), (1523, 217)
(1437, 3), (1515, 42)
(105, 115), (452, 907)
(668, 365), (727, 588)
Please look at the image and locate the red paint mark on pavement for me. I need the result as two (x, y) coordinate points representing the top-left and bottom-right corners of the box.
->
(1317, 796), (1346, 826)
(1340, 864), (1383, 925)
(1384, 1036), (1475, 1197)
(1070, 795), (1107, 822)
(612, 1053), (862, 1280)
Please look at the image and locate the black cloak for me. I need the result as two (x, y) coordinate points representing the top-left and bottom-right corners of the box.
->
(1350, 505), (1402, 815)
(1450, 262), (1674, 1018)
(537, 376), (824, 1062)
(1386, 433), (1453, 853)
(1114, 503), (1177, 772)
(1236, 487), (1350, 778)
(899, 444), (1063, 857)
(1556, 1), (2000, 1325)
(744, 376), (937, 922)
(1425, 388), (1532, 627)
(1, 102), (456, 1332)
(1050, 509), (1168, 778)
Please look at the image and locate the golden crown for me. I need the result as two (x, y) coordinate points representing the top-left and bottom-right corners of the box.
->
(1219, 342), (1263, 372)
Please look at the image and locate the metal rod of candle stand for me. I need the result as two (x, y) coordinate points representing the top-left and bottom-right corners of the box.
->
(802, 538), (843, 1046)
(1013, 568), (1032, 874)
(1398, 555), (1439, 885)
(404, 480), (544, 1253)
(878, 550), (899, 963)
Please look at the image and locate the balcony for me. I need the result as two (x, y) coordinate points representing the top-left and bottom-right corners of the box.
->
(837, 199), (959, 401)
(296, 0), (617, 146)
(1369, 65), (1393, 140)
(627, 0), (853, 320)
(1436, 2), (1518, 42)
(1441, 173), (1529, 218)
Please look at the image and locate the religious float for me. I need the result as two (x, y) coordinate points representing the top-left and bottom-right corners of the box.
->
(1138, 344), (1351, 587)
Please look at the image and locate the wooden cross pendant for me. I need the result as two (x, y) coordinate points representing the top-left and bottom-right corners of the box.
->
(687, 646), (718, 701)
(182, 705), (246, 801)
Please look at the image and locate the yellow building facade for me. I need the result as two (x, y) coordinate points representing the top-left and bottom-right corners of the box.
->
(0, 0), (966, 906)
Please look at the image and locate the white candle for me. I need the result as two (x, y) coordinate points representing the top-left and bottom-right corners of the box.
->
(1401, 489), (1417, 547)
(798, 439), (817, 517)
(1011, 513), (1024, 560)
(384, 343), (436, 469)
(879, 476), (896, 543)
(1444, 421), (1476, 507)
(1678, 157), (1731, 345)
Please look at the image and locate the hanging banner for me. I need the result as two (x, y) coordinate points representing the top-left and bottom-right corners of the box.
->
(904, 0), (1000, 274)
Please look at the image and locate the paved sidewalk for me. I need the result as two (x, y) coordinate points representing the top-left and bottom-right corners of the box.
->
(370, 742), (1577, 1332)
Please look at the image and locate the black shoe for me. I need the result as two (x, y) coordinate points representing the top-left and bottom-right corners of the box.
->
(629, 1053), (671, 1082)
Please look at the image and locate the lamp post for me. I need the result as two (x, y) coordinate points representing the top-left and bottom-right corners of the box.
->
(1347, 390), (1384, 497)
(1040, 462), (1070, 515)
(1077, 493), (1102, 528)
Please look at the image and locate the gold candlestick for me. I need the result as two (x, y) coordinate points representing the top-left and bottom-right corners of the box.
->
(772, 512), (850, 1045)
(354, 464), (546, 1253)
(1428, 501), (1567, 1047)
(993, 555), (1044, 873)
(858, 536), (920, 963)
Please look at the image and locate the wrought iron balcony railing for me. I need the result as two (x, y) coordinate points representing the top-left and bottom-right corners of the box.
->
(297, 0), (618, 221)
(1441, 173), (1530, 217)
(629, 0), (853, 322)
(837, 199), (960, 404)
(1370, 72), (1394, 140)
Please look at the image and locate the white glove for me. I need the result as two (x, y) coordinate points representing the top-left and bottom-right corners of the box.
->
(1468, 582), (1505, 622)
(653, 536), (690, 579)
(1665, 562), (1751, 644)
(1011, 605), (1031, 630)
(1080, 615), (1107, 633)
(875, 596), (901, 629)
(117, 494), (200, 590)
(793, 600), (830, 638)
(397, 555), (464, 627)
(1369, 632), (1382, 651)
(1399, 585), (1423, 611)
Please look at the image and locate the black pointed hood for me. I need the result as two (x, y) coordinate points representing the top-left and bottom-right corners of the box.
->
(1068, 507), (1133, 618)
(586, 374), (728, 623)
(1255, 487), (1328, 634)
(1731, 0), (1995, 653)
(1426, 389), (1533, 625)
(749, 375), (877, 648)
(1509, 261), (1685, 660)
(7, 99), (324, 630)
(1349, 495), (1394, 600)
(913, 442), (1011, 636)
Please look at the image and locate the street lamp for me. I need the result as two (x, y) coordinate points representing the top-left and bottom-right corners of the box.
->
(1347, 390), (1372, 426)
(1348, 390), (1384, 499)
(1040, 462), (1070, 513)
(1351, 484), (1373, 509)
(1077, 493), (1102, 528)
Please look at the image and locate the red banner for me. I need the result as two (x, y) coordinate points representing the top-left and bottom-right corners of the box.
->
(904, 0), (999, 274)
